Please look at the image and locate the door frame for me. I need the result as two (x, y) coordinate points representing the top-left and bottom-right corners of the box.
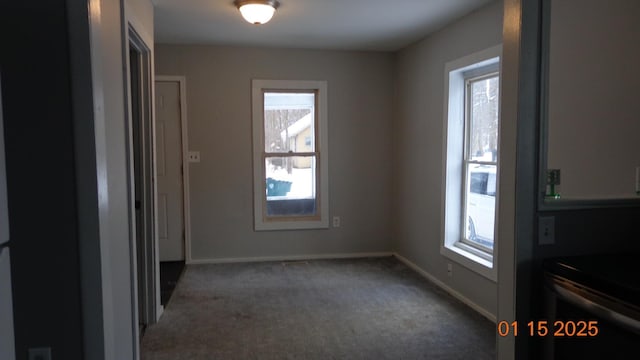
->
(155, 76), (192, 263)
(124, 25), (158, 340)
(0, 72), (16, 360)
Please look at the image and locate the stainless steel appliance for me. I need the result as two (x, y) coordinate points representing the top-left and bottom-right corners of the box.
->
(544, 254), (640, 359)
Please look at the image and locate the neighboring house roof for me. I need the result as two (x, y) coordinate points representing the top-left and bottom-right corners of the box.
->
(280, 113), (312, 142)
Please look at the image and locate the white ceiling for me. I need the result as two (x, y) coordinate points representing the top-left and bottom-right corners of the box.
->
(153, 0), (495, 52)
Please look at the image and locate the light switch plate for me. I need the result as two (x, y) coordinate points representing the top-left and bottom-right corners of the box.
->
(538, 216), (555, 245)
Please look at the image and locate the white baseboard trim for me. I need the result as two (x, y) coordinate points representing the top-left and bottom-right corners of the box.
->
(393, 253), (496, 323)
(187, 252), (394, 265)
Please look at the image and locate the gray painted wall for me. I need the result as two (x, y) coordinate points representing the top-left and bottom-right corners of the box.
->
(392, 0), (503, 318)
(546, 0), (640, 199)
(88, 0), (137, 358)
(155, 45), (394, 261)
(82, 0), (155, 358)
(496, 0), (522, 357)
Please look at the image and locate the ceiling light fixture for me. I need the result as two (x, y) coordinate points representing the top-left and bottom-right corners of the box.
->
(234, 0), (280, 25)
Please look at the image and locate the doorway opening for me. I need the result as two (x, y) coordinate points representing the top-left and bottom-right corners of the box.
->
(126, 26), (158, 339)
(154, 77), (190, 306)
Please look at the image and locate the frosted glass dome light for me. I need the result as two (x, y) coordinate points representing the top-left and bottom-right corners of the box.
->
(235, 0), (280, 25)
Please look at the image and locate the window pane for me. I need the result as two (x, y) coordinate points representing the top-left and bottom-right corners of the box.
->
(265, 156), (316, 216)
(469, 76), (499, 162)
(264, 92), (315, 153)
(465, 164), (496, 249)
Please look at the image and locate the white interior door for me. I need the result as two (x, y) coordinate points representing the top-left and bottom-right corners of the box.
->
(155, 81), (185, 261)
(0, 75), (16, 360)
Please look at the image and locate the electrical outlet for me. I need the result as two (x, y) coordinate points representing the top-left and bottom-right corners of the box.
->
(29, 347), (51, 360)
(188, 151), (200, 163)
(447, 263), (453, 277)
(332, 216), (340, 227)
(538, 216), (555, 245)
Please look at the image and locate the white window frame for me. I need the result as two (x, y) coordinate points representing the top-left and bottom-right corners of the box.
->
(441, 45), (501, 282)
(252, 79), (329, 231)
(461, 71), (499, 254)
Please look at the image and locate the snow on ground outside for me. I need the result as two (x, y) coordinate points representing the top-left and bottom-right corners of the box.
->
(266, 167), (314, 198)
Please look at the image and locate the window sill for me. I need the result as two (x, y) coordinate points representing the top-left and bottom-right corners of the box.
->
(441, 242), (497, 282)
(255, 218), (328, 231)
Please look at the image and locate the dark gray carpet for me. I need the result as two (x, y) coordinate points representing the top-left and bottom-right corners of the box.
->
(141, 257), (495, 359)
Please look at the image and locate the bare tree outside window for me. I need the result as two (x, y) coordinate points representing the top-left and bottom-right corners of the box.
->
(464, 74), (499, 251)
(469, 76), (499, 162)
